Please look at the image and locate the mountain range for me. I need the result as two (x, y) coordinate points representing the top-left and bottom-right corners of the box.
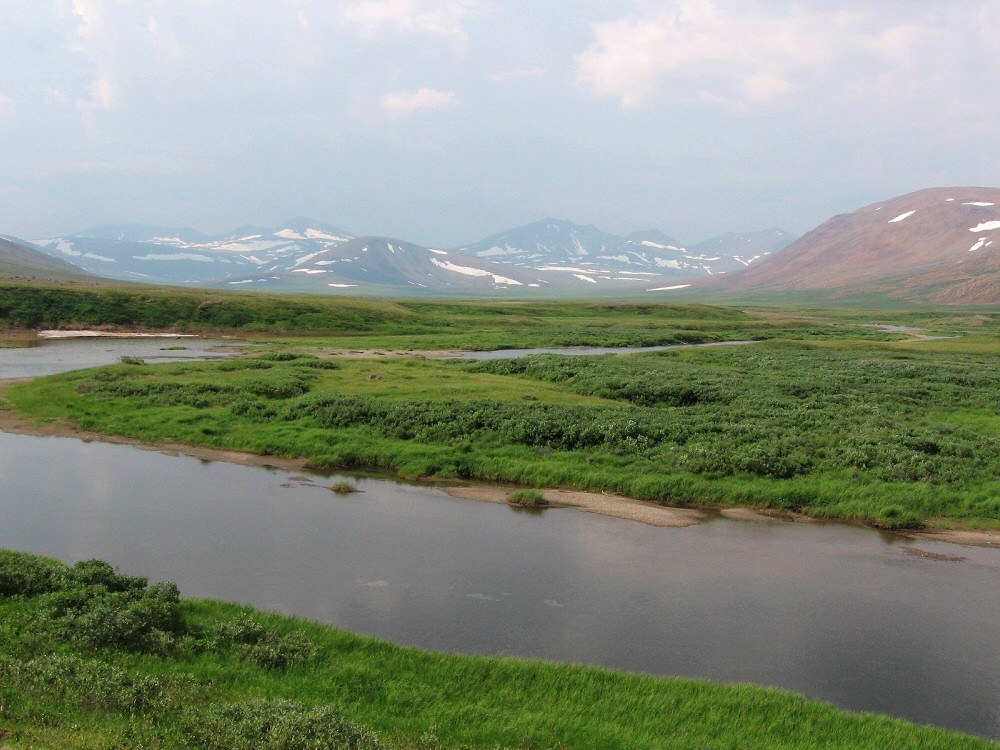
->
(26, 219), (795, 294)
(14, 186), (1000, 304)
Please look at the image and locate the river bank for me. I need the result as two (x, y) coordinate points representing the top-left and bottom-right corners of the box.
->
(3, 549), (993, 750)
(2, 390), (995, 549)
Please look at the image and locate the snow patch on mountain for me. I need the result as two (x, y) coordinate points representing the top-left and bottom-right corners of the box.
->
(970, 221), (1000, 232)
(431, 257), (522, 285)
(888, 210), (916, 223)
(134, 253), (214, 262)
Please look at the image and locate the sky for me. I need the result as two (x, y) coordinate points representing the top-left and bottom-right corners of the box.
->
(1, 0), (998, 246)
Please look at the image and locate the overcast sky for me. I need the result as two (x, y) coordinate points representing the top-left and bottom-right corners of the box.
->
(1, 0), (998, 245)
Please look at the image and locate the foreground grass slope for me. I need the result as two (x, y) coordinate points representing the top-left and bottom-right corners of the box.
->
(7, 339), (1000, 529)
(0, 549), (992, 750)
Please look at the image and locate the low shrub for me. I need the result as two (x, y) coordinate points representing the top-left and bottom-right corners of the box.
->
(180, 699), (392, 750)
(508, 489), (547, 507)
(38, 560), (185, 653)
(0, 654), (168, 714)
(872, 505), (926, 530)
(215, 616), (318, 670)
(0, 550), (67, 598)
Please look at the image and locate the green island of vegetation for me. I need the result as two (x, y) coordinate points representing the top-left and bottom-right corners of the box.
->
(6, 329), (1000, 531)
(1, 549), (993, 750)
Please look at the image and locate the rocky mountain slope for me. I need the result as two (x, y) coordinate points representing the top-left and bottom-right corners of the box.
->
(720, 187), (1000, 303)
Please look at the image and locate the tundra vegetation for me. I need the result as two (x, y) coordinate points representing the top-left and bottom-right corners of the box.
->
(0, 549), (992, 750)
(3, 286), (1000, 746)
(0, 279), (967, 351)
(6, 334), (1000, 529)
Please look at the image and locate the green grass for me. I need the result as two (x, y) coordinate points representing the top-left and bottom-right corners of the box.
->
(0, 280), (968, 352)
(508, 489), (547, 507)
(7, 341), (1000, 529)
(0, 549), (992, 750)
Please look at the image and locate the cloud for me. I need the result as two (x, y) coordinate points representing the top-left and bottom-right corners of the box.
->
(380, 87), (459, 118)
(0, 94), (15, 123)
(492, 67), (545, 82)
(342, 0), (480, 44)
(575, 0), (999, 117)
(76, 77), (114, 123)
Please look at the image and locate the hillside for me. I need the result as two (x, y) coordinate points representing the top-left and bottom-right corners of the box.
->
(720, 187), (1000, 304)
(0, 235), (92, 281)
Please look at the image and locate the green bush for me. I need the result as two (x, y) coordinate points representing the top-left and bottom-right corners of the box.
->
(509, 489), (547, 507)
(39, 561), (185, 653)
(0, 550), (67, 598)
(872, 505), (926, 530)
(0, 654), (168, 714)
(180, 699), (392, 750)
(215, 616), (318, 670)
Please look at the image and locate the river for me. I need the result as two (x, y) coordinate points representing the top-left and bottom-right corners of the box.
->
(0, 337), (997, 738)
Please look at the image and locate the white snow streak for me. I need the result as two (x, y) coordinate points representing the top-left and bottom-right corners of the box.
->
(647, 284), (690, 291)
(888, 210), (916, 223)
(430, 257), (523, 285)
(654, 259), (682, 269)
(970, 221), (1000, 232)
(133, 253), (213, 262)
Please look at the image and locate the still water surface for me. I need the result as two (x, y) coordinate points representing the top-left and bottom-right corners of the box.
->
(0, 336), (240, 378)
(0, 431), (997, 738)
(1, 338), (998, 737)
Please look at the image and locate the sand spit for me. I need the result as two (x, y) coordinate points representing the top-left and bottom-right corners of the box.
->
(0, 381), (996, 548)
(905, 529), (1000, 549)
(444, 485), (705, 528)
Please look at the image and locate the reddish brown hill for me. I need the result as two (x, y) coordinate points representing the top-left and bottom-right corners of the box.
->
(720, 187), (1000, 303)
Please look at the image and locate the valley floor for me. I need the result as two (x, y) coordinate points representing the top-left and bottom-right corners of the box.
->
(3, 291), (1000, 746)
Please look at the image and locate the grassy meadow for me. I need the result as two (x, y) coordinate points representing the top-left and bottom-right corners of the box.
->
(1, 549), (993, 750)
(0, 279), (979, 351)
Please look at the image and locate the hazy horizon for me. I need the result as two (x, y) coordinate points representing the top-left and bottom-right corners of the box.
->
(2, 1), (997, 246)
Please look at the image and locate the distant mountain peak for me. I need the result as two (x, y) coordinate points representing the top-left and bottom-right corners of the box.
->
(272, 217), (353, 241)
(625, 230), (684, 250)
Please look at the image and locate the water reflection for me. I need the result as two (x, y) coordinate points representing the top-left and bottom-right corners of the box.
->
(0, 431), (996, 738)
(0, 336), (242, 378)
